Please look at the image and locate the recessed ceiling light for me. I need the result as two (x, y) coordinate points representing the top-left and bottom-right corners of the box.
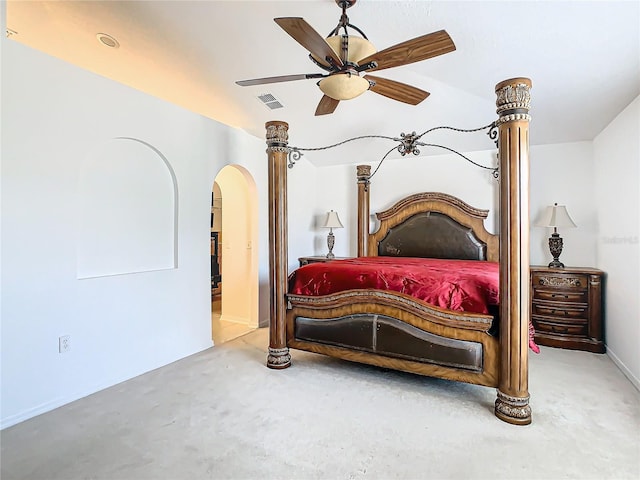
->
(96, 33), (119, 49)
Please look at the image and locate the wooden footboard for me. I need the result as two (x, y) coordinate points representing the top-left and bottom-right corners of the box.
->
(287, 291), (500, 387)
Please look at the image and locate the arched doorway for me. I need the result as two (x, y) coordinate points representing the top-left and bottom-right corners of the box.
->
(210, 165), (259, 344)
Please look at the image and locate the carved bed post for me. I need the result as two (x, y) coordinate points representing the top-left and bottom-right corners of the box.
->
(266, 121), (291, 369)
(357, 165), (371, 257)
(494, 78), (532, 425)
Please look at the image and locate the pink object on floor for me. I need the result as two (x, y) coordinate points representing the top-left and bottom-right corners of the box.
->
(529, 320), (540, 354)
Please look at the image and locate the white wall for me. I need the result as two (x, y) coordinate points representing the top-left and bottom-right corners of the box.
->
(286, 157), (320, 273)
(305, 143), (597, 270)
(530, 142), (597, 267)
(312, 150), (498, 257)
(0, 38), (266, 428)
(593, 96), (640, 388)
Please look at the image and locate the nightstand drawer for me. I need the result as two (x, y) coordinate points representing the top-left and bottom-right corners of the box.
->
(532, 273), (588, 289)
(532, 288), (587, 303)
(531, 300), (587, 319)
(532, 316), (588, 336)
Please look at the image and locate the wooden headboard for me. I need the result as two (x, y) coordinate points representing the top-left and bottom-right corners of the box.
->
(356, 167), (498, 262)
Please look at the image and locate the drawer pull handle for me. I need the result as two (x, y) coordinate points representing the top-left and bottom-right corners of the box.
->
(551, 294), (569, 299)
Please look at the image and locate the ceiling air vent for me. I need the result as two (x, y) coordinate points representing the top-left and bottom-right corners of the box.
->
(257, 93), (284, 110)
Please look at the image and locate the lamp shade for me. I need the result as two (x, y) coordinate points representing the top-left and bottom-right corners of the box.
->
(322, 210), (344, 229)
(319, 73), (370, 101)
(536, 203), (577, 228)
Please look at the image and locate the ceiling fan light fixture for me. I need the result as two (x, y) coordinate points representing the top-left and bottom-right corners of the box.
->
(319, 73), (369, 100)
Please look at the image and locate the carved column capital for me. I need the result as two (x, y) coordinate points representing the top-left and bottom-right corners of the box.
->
(265, 121), (289, 152)
(495, 77), (532, 124)
(357, 164), (371, 183)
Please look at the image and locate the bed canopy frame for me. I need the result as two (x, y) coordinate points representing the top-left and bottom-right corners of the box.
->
(264, 77), (532, 425)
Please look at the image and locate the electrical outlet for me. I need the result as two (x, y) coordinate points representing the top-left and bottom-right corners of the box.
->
(59, 335), (71, 353)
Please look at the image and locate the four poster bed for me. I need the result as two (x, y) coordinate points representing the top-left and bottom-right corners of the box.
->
(265, 78), (533, 425)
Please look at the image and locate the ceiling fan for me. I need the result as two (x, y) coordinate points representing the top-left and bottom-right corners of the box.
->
(236, 0), (456, 116)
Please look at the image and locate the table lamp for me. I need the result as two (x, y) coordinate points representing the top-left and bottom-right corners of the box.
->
(322, 210), (344, 259)
(536, 203), (577, 268)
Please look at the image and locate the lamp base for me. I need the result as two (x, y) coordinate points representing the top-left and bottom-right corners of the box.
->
(548, 259), (565, 268)
(548, 232), (565, 269)
(326, 230), (335, 259)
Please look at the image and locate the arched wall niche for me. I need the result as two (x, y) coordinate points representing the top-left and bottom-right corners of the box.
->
(77, 137), (178, 279)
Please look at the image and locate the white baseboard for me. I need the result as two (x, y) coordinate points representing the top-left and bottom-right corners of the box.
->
(2, 397), (71, 430)
(219, 314), (251, 326)
(607, 347), (640, 392)
(1, 341), (214, 430)
(0, 378), (136, 430)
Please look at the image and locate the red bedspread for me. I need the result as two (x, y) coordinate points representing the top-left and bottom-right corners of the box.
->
(289, 257), (499, 315)
(289, 256), (540, 353)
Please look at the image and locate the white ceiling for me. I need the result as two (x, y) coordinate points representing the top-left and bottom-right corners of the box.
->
(6, 0), (640, 166)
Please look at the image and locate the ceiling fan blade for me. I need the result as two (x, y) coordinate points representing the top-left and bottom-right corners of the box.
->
(315, 95), (340, 116)
(274, 17), (343, 68)
(360, 30), (456, 72)
(236, 73), (325, 87)
(365, 75), (430, 105)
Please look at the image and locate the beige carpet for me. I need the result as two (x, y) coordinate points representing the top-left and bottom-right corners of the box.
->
(2, 328), (639, 480)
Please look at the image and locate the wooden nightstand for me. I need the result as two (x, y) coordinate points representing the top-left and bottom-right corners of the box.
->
(530, 266), (605, 353)
(298, 256), (350, 267)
